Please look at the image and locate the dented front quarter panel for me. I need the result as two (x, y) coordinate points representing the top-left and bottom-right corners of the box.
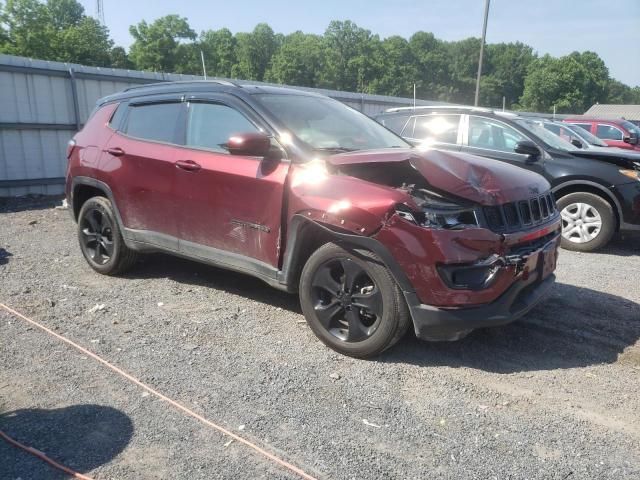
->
(286, 161), (415, 235)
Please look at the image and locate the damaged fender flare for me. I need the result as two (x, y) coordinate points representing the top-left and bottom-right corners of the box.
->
(279, 213), (416, 295)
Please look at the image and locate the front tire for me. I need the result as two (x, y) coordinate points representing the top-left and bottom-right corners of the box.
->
(299, 242), (410, 358)
(77, 196), (138, 275)
(556, 192), (615, 252)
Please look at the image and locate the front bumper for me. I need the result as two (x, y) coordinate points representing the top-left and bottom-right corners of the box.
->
(406, 238), (558, 341)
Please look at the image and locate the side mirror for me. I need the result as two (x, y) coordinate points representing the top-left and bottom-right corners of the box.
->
(226, 132), (271, 157)
(624, 132), (639, 145)
(514, 140), (541, 159)
(571, 138), (584, 148)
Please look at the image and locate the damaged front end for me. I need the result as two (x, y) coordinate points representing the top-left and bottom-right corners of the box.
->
(287, 148), (561, 340)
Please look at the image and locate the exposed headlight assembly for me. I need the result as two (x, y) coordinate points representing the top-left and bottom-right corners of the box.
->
(619, 168), (640, 182)
(397, 188), (479, 229)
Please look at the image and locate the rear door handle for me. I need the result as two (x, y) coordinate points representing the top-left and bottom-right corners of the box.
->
(175, 159), (201, 172)
(104, 147), (125, 157)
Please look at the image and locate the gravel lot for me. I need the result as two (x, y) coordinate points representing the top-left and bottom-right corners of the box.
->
(1, 196), (639, 480)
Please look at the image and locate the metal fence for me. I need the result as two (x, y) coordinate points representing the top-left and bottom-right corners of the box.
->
(0, 54), (450, 196)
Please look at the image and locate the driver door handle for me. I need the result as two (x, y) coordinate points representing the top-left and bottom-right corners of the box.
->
(103, 147), (125, 157)
(175, 159), (201, 172)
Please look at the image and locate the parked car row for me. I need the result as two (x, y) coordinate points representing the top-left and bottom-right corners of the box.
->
(66, 82), (563, 357)
(375, 107), (640, 252)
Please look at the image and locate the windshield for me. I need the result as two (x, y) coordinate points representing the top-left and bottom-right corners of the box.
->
(254, 93), (409, 152)
(515, 119), (577, 151)
(564, 123), (608, 147)
(622, 120), (640, 137)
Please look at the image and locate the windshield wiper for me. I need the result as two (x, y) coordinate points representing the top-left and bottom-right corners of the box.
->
(312, 147), (357, 153)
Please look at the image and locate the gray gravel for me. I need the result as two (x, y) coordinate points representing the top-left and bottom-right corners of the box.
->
(1, 196), (639, 480)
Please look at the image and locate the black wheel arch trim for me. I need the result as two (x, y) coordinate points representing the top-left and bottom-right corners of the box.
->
(552, 180), (622, 218)
(279, 214), (416, 295)
(70, 176), (128, 236)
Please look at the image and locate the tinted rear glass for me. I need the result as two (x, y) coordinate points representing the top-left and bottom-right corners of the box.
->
(377, 115), (409, 134)
(124, 102), (182, 143)
(108, 103), (127, 130)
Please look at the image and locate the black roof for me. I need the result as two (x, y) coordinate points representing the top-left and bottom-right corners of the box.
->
(97, 80), (324, 106)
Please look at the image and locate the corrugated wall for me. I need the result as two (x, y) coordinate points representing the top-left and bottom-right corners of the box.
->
(0, 54), (449, 196)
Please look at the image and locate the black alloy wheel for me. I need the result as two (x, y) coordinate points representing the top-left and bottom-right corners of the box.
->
(311, 257), (383, 342)
(299, 242), (410, 358)
(80, 206), (115, 265)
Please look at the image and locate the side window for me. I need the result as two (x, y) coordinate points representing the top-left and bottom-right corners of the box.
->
(186, 102), (259, 153)
(596, 124), (624, 141)
(378, 115), (409, 135)
(468, 116), (526, 152)
(124, 102), (182, 143)
(413, 114), (461, 145)
(571, 123), (592, 133)
(402, 117), (416, 137)
(108, 103), (127, 130)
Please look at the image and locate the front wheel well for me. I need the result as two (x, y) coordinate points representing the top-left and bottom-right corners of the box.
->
(73, 184), (107, 220)
(553, 183), (620, 231)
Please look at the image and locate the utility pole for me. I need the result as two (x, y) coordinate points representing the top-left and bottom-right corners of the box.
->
(474, 0), (490, 107)
(95, 0), (105, 26)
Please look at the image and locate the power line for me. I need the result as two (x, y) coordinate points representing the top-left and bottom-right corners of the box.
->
(95, 0), (105, 26)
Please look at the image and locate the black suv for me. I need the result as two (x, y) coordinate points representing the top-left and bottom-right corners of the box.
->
(376, 106), (640, 251)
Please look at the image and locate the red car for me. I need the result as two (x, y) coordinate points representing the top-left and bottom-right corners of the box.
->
(66, 82), (561, 357)
(563, 117), (640, 151)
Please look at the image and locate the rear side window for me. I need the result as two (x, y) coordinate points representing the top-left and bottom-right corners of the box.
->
(186, 102), (259, 153)
(108, 103), (127, 130)
(124, 102), (183, 143)
(413, 114), (461, 145)
(596, 124), (624, 141)
(378, 115), (409, 135)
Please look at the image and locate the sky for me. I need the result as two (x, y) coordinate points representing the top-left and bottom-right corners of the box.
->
(80, 0), (640, 87)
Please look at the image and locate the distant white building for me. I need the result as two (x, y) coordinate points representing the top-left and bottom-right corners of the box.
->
(584, 104), (640, 126)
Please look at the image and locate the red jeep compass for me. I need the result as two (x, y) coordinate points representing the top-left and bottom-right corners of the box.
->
(66, 81), (561, 357)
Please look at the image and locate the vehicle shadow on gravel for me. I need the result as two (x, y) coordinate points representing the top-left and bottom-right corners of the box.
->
(0, 248), (11, 265)
(0, 404), (133, 479)
(0, 195), (64, 214)
(589, 233), (640, 257)
(127, 254), (302, 312)
(380, 282), (640, 373)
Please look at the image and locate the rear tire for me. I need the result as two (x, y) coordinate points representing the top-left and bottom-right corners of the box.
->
(77, 196), (138, 275)
(556, 192), (615, 252)
(299, 242), (410, 358)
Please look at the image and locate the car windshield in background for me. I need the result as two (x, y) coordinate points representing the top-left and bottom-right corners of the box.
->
(564, 123), (608, 146)
(516, 119), (577, 151)
(621, 120), (640, 136)
(254, 93), (409, 152)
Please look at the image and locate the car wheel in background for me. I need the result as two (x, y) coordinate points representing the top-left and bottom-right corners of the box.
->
(299, 242), (410, 358)
(556, 192), (615, 252)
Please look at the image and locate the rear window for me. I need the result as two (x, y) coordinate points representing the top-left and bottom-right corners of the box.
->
(124, 102), (182, 143)
(377, 115), (409, 135)
(570, 123), (592, 133)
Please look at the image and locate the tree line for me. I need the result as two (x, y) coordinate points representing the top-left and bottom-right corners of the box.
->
(1, 0), (639, 113)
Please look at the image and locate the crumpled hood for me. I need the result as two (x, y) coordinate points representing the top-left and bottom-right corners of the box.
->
(327, 148), (551, 206)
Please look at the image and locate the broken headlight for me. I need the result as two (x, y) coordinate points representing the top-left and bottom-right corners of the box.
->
(398, 188), (479, 229)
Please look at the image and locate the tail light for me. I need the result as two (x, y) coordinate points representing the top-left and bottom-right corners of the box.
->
(66, 139), (76, 159)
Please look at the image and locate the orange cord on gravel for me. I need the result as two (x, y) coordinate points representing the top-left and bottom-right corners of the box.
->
(0, 302), (320, 480)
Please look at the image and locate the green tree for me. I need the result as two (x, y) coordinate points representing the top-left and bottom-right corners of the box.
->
(1, 0), (54, 57)
(128, 14), (196, 72)
(54, 16), (112, 65)
(200, 28), (236, 78)
(265, 31), (325, 86)
(483, 42), (535, 108)
(322, 20), (382, 92)
(369, 35), (417, 97)
(109, 46), (132, 69)
(46, 0), (82, 29)
(408, 32), (450, 100)
(519, 52), (610, 113)
(232, 23), (279, 80)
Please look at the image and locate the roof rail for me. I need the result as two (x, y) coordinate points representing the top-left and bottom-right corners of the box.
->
(385, 105), (494, 114)
(123, 79), (239, 92)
